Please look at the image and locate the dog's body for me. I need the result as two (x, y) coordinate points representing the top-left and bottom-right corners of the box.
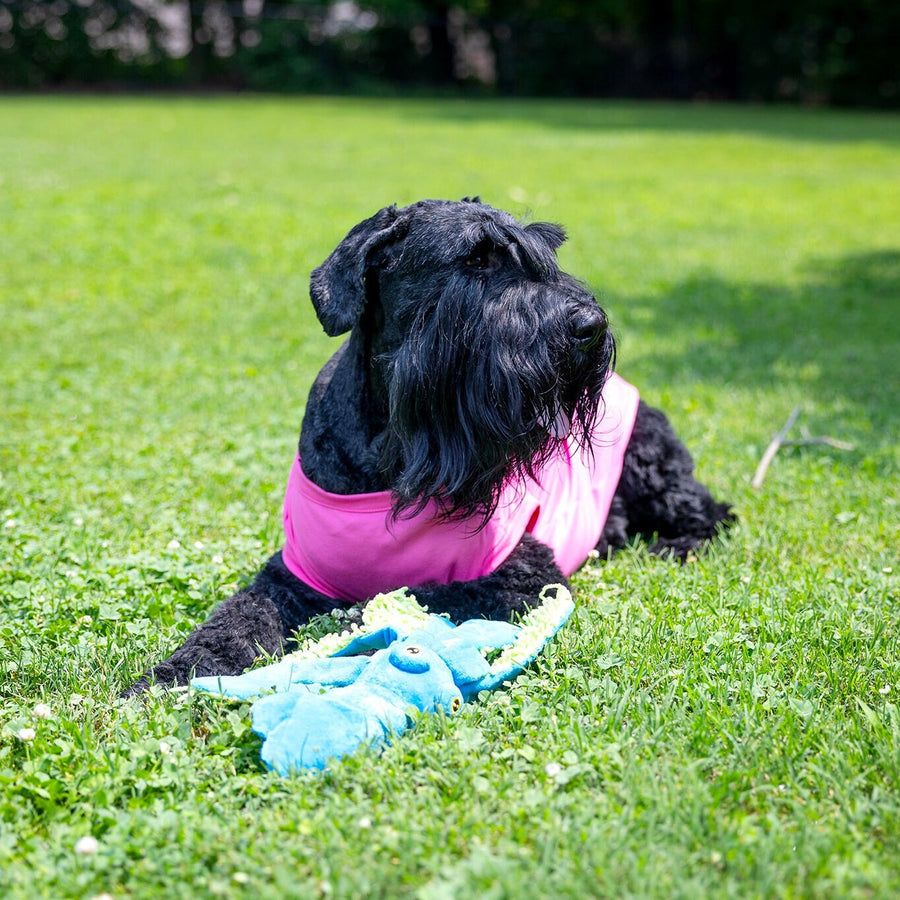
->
(125, 199), (733, 695)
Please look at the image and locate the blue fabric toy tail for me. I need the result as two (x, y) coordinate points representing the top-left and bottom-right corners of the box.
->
(192, 584), (574, 775)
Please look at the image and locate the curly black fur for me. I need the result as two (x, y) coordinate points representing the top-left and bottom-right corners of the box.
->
(123, 198), (733, 696)
(596, 401), (737, 559)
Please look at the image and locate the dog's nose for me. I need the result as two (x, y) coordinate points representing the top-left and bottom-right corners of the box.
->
(570, 307), (606, 351)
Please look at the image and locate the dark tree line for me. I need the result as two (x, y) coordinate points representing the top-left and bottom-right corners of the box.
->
(1, 0), (897, 106)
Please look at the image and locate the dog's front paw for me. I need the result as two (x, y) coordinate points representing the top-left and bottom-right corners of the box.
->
(119, 659), (187, 699)
(119, 677), (151, 699)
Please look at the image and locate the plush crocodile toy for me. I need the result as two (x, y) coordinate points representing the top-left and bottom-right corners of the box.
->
(192, 584), (574, 775)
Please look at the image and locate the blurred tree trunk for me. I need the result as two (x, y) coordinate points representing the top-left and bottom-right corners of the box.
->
(188, 0), (215, 83)
(425, 2), (454, 84)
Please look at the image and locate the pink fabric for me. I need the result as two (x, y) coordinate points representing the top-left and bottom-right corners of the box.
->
(282, 373), (639, 602)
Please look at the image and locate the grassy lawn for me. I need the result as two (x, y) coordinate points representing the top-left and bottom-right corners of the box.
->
(1, 96), (898, 898)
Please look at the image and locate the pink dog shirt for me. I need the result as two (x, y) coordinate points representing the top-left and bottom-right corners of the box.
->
(282, 373), (639, 602)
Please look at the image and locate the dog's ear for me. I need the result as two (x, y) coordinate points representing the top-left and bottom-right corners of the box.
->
(310, 205), (409, 336)
(525, 222), (567, 252)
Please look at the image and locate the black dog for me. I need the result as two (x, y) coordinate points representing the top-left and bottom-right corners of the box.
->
(124, 198), (732, 695)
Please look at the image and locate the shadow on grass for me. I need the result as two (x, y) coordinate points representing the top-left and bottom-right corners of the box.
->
(605, 249), (899, 448)
(397, 99), (900, 144)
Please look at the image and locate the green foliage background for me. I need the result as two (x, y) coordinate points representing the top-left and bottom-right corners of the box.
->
(0, 97), (898, 897)
(1, 0), (898, 105)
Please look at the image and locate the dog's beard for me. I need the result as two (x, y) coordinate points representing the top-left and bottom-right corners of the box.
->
(380, 289), (614, 524)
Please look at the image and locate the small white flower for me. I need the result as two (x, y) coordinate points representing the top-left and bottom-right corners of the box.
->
(544, 761), (562, 778)
(74, 516), (84, 526)
(75, 835), (99, 855)
(17, 727), (36, 742)
(33, 703), (52, 719)
(212, 555), (224, 565)
(159, 740), (172, 755)
(358, 816), (372, 829)
(194, 540), (204, 550)
(3, 518), (16, 529)
(232, 872), (250, 885)
(167, 539), (181, 550)
(879, 685), (891, 695)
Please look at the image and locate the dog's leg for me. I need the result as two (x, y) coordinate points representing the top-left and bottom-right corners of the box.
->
(599, 401), (735, 560)
(409, 534), (566, 622)
(121, 553), (342, 696)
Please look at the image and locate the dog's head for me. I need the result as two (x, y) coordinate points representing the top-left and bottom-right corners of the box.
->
(310, 198), (615, 521)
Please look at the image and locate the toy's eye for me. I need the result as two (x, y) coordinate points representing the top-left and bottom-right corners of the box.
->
(391, 643), (429, 673)
(451, 697), (462, 713)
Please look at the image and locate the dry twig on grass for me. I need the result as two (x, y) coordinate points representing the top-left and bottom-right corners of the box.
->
(752, 407), (855, 489)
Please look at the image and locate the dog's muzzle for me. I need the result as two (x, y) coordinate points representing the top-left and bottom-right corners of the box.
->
(570, 305), (607, 352)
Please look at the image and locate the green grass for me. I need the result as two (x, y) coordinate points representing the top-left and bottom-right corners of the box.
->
(1, 96), (898, 898)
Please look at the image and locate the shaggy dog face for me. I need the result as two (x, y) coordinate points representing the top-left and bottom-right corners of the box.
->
(308, 198), (614, 521)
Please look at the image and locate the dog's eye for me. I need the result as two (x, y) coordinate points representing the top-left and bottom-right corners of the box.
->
(464, 241), (493, 269)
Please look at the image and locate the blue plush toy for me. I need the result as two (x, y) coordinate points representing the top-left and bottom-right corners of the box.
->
(192, 585), (574, 775)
